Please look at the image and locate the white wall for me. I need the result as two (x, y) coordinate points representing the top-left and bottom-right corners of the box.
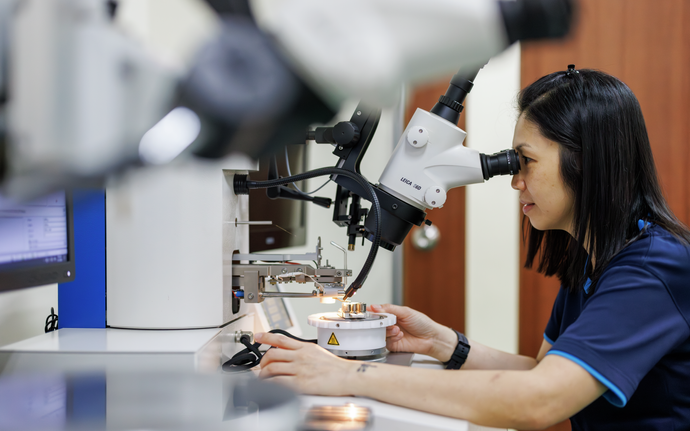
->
(0, 285), (57, 347)
(465, 44), (521, 354)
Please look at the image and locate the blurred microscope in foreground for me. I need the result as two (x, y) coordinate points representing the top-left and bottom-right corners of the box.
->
(0, 0), (573, 198)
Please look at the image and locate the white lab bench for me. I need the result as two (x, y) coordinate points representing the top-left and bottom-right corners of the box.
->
(0, 330), (502, 431)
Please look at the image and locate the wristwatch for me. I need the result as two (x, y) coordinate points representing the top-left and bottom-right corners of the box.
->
(444, 329), (471, 370)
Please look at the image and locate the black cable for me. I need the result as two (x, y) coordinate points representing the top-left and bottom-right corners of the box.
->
(242, 167), (381, 299)
(222, 329), (317, 372)
(44, 307), (58, 333)
(284, 146), (332, 195)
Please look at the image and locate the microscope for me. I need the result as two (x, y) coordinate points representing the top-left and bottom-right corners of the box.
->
(230, 68), (520, 360)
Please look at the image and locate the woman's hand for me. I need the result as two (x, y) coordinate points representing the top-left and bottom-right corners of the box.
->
(256, 332), (358, 396)
(369, 304), (457, 362)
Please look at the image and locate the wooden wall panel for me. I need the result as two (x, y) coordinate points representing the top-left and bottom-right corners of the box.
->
(520, 1), (689, 429)
(403, 80), (466, 332)
(521, 0), (690, 231)
(682, 0), (690, 224)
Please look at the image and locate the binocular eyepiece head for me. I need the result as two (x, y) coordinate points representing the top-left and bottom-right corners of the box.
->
(480, 149), (521, 180)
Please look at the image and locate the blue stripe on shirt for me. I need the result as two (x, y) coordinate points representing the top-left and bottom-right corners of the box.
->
(547, 350), (628, 407)
(544, 333), (556, 345)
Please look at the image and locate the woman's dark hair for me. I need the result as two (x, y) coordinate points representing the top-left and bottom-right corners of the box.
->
(519, 68), (690, 291)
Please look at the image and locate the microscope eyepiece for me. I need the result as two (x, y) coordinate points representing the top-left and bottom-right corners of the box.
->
(429, 70), (478, 126)
(480, 149), (520, 180)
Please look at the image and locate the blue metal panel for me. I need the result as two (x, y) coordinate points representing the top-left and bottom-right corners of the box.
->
(58, 190), (106, 328)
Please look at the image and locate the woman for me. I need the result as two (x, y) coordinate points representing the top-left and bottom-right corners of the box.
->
(256, 68), (690, 430)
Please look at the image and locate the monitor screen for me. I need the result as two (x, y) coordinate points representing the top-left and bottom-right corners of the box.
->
(0, 190), (75, 292)
(249, 145), (308, 252)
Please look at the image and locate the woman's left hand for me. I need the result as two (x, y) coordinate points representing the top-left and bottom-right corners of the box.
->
(255, 332), (357, 396)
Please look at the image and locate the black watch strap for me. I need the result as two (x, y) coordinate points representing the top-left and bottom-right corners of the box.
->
(444, 329), (471, 370)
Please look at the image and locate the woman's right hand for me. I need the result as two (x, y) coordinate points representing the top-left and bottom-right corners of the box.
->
(369, 304), (457, 362)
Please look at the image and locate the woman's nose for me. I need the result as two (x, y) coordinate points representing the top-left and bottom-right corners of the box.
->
(511, 173), (524, 191)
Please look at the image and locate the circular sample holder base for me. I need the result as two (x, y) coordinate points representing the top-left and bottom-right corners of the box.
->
(307, 312), (396, 360)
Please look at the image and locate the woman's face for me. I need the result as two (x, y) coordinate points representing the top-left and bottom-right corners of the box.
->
(511, 115), (575, 235)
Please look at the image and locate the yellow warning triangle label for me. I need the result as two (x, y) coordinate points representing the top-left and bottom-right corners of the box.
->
(327, 332), (340, 346)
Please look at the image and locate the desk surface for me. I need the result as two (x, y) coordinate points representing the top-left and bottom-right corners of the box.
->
(0, 327), (222, 353)
(2, 330), (504, 430)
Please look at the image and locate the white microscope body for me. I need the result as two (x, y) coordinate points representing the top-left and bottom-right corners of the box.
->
(378, 109), (484, 211)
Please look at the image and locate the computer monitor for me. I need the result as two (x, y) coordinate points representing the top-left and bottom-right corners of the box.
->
(249, 145), (308, 252)
(0, 190), (76, 292)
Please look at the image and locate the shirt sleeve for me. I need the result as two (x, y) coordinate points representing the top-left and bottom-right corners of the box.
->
(546, 265), (690, 407)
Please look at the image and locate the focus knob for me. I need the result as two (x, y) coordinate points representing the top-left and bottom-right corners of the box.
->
(407, 127), (429, 148)
(438, 95), (462, 112)
(333, 122), (360, 147)
(424, 186), (447, 208)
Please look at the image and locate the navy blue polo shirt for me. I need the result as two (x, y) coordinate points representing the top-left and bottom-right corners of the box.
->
(544, 225), (690, 430)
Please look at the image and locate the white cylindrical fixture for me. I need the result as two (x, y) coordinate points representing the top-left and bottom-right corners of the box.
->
(307, 312), (396, 359)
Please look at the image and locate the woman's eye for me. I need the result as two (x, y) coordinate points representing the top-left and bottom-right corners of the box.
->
(522, 156), (533, 165)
